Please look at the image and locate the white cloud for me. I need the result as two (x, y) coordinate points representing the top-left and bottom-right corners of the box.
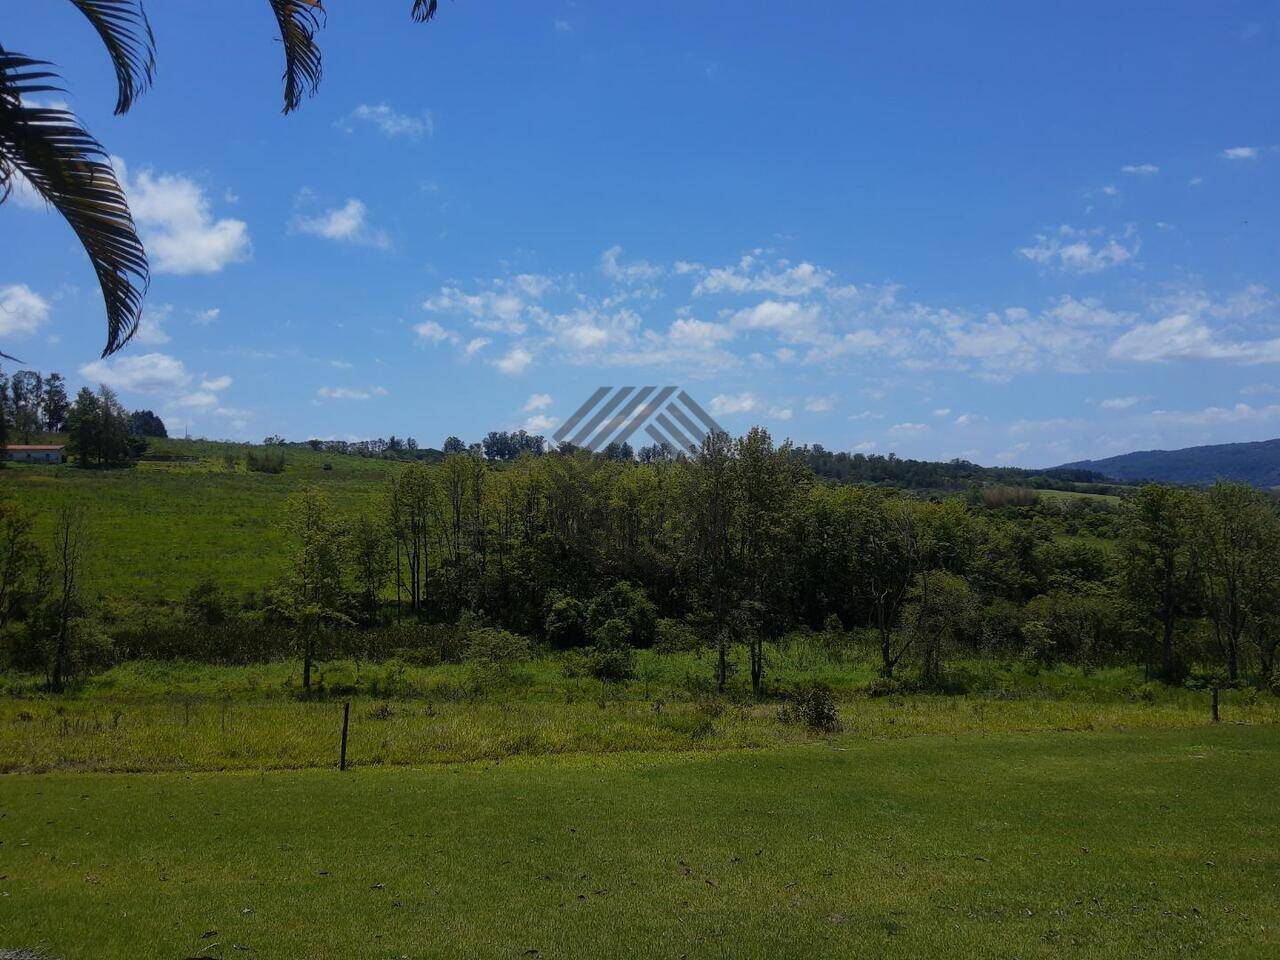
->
(1099, 395), (1142, 410)
(114, 158), (250, 274)
(523, 393), (553, 412)
(523, 413), (559, 432)
(317, 386), (389, 400)
(729, 300), (823, 341)
(804, 394), (835, 413)
(600, 245), (663, 283)
(889, 422), (929, 434)
(1188, 176), (1203, 186)
(463, 337), (491, 358)
(553, 18), (571, 32)
(668, 318), (734, 349)
(693, 255), (832, 297)
(1221, 146), (1259, 160)
(1120, 163), (1159, 175)
(79, 352), (191, 393)
(414, 319), (458, 344)
(932, 407), (951, 417)
(1146, 403), (1280, 426)
(769, 406), (793, 421)
(134, 303), (172, 345)
(193, 307), (220, 326)
(709, 392), (759, 415)
(340, 103), (433, 139)
(850, 441), (876, 452)
(423, 286), (529, 334)
(493, 345), (533, 375)
(0, 284), (51, 338)
(1109, 314), (1280, 364)
(1018, 225), (1138, 274)
(201, 375), (232, 391)
(293, 197), (391, 250)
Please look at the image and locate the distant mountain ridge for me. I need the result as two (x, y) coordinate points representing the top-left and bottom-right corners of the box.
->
(1057, 437), (1280, 487)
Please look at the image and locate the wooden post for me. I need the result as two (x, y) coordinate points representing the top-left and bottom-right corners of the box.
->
(1211, 686), (1220, 724)
(340, 701), (351, 770)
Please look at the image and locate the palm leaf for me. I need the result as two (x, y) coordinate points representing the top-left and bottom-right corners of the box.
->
(410, 0), (440, 23)
(267, 0), (324, 114)
(65, 0), (156, 115)
(0, 50), (148, 357)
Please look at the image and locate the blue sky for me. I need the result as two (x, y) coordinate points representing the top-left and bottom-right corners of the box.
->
(3, 1), (1279, 465)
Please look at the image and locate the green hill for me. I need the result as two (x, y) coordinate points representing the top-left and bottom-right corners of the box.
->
(4, 438), (402, 606)
(1058, 437), (1280, 488)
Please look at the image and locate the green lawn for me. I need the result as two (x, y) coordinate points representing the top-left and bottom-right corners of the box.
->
(1, 726), (1275, 959)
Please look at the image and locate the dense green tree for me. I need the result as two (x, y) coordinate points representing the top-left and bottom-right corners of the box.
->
(1122, 484), (1196, 680)
(41, 372), (69, 432)
(127, 409), (167, 438)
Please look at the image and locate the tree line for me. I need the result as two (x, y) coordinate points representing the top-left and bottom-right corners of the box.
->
(3, 428), (1278, 695)
(260, 431), (1280, 693)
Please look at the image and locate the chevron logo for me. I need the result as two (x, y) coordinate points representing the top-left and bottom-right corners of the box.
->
(552, 386), (725, 454)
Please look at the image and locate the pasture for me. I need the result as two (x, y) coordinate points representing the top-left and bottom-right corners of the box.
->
(1, 726), (1276, 959)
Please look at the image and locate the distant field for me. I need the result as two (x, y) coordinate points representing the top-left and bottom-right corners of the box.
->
(2, 726), (1276, 959)
(3, 439), (402, 601)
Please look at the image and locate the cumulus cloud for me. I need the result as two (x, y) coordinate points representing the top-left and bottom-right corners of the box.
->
(340, 103), (433, 139)
(600, 245), (663, 283)
(1120, 163), (1159, 175)
(1221, 146), (1259, 160)
(293, 197), (391, 250)
(423, 285), (530, 334)
(709, 392), (759, 415)
(79, 352), (191, 393)
(523, 393), (553, 412)
(668, 318), (733, 349)
(0, 284), (51, 338)
(414, 319), (459, 344)
(134, 303), (172, 345)
(1109, 314), (1280, 364)
(1018, 225), (1138, 274)
(493, 345), (533, 375)
(114, 158), (250, 274)
(693, 255), (832, 297)
(729, 300), (823, 341)
(193, 307), (221, 326)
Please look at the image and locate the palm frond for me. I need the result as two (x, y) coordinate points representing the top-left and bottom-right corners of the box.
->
(267, 0), (324, 114)
(66, 0), (156, 114)
(0, 50), (148, 357)
(410, 0), (439, 23)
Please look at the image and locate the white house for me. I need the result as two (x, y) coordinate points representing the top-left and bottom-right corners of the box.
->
(4, 444), (66, 464)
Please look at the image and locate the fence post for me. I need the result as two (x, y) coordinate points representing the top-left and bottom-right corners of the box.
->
(340, 701), (351, 770)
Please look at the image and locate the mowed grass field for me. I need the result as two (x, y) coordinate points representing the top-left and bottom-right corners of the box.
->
(3, 440), (402, 601)
(1, 726), (1276, 959)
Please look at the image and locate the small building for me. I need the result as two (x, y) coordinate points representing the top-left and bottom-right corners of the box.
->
(4, 444), (66, 464)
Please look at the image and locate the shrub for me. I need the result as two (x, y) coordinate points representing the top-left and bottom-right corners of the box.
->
(464, 627), (532, 668)
(246, 447), (286, 474)
(586, 582), (657, 648)
(545, 595), (588, 649)
(583, 618), (635, 681)
(779, 682), (840, 732)
(655, 618), (698, 653)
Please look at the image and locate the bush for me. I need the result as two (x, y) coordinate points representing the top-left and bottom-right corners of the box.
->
(586, 582), (657, 648)
(655, 618), (698, 653)
(583, 619), (635, 681)
(779, 682), (840, 732)
(545, 595), (588, 649)
(464, 627), (532, 668)
(246, 447), (286, 474)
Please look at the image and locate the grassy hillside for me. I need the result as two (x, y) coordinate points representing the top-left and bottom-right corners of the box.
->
(1059, 437), (1280, 488)
(3, 438), (403, 603)
(2, 726), (1276, 959)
